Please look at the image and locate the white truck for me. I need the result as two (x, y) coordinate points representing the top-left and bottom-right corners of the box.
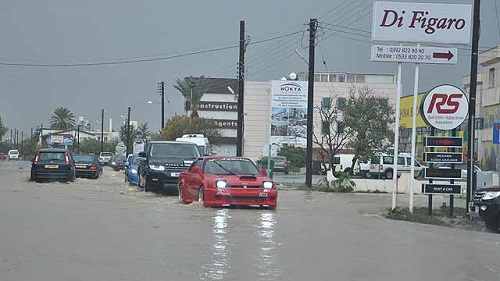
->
(175, 134), (211, 156)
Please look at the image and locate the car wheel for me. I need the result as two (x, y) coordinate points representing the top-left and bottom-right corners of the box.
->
(198, 186), (204, 203)
(385, 169), (393, 179)
(143, 175), (150, 192)
(125, 173), (128, 183)
(485, 218), (499, 231)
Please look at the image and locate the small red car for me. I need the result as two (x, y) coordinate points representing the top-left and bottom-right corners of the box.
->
(178, 156), (278, 209)
(0, 152), (7, 160)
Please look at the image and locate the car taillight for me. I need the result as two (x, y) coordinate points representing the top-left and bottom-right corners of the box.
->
(33, 152), (40, 165)
(65, 152), (70, 165)
(90, 165), (97, 170)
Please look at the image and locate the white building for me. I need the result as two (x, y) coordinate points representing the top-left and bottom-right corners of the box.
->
(191, 73), (397, 161)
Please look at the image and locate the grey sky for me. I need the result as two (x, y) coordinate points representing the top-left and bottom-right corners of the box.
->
(0, 0), (498, 137)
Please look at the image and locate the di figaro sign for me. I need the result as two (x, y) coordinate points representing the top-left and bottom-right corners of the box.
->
(372, 1), (472, 44)
(420, 84), (469, 131)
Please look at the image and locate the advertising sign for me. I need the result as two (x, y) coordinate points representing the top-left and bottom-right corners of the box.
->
(420, 84), (469, 131)
(423, 168), (462, 180)
(270, 80), (308, 147)
(371, 45), (457, 64)
(493, 122), (500, 144)
(422, 184), (462, 195)
(424, 152), (463, 163)
(372, 1), (472, 44)
(424, 136), (463, 147)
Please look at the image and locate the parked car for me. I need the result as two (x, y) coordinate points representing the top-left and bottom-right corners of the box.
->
(178, 156), (278, 209)
(73, 154), (102, 179)
(138, 141), (200, 193)
(8, 149), (19, 160)
(109, 155), (126, 171)
(471, 185), (500, 231)
(98, 152), (113, 165)
(0, 152), (7, 160)
(30, 148), (76, 183)
(270, 156), (289, 174)
(124, 154), (139, 185)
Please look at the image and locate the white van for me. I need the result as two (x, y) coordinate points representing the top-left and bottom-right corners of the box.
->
(8, 149), (19, 160)
(368, 153), (425, 179)
(331, 154), (360, 176)
(175, 134), (210, 156)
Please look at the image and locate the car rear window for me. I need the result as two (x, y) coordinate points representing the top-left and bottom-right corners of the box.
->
(38, 152), (66, 161)
(74, 155), (95, 162)
(9, 150), (19, 155)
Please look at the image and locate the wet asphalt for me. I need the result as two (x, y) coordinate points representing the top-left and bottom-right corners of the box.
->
(0, 160), (499, 281)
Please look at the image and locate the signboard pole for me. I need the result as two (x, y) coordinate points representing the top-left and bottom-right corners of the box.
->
(409, 46), (420, 213)
(428, 127), (435, 215)
(450, 128), (457, 217)
(391, 62), (402, 211)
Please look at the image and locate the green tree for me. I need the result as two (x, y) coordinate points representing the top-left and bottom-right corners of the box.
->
(136, 123), (150, 140)
(78, 138), (102, 155)
(50, 107), (76, 129)
(173, 76), (210, 118)
(277, 144), (306, 172)
(343, 86), (395, 170)
(119, 123), (139, 143)
(160, 115), (221, 140)
(0, 117), (8, 141)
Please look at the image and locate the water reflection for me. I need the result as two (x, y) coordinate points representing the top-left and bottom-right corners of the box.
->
(255, 211), (281, 280)
(200, 209), (230, 280)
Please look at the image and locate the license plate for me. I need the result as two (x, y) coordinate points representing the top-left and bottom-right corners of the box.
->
(76, 165), (86, 169)
(44, 164), (59, 169)
(171, 172), (180, 177)
(259, 192), (268, 197)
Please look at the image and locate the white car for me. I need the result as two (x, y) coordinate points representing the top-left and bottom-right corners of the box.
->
(8, 149), (19, 160)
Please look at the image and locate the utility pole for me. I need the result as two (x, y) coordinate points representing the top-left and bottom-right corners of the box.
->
(21, 131), (23, 156)
(160, 81), (165, 129)
(466, 0), (481, 213)
(236, 20), (245, 157)
(306, 19), (318, 188)
(9, 129), (12, 148)
(189, 77), (195, 126)
(101, 109), (104, 153)
(77, 125), (80, 153)
(126, 107), (131, 156)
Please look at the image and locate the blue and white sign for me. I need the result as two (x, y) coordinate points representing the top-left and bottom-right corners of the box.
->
(493, 122), (500, 144)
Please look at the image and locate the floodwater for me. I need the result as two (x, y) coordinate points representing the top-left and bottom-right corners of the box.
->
(1, 160), (500, 281)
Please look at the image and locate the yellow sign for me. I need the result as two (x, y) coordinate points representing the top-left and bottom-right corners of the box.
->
(399, 93), (426, 128)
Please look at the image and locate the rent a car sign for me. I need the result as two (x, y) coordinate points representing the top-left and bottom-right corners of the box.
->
(372, 1), (472, 44)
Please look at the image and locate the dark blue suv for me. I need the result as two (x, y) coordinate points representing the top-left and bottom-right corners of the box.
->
(30, 148), (76, 183)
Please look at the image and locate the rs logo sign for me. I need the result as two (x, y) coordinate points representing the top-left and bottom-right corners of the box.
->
(426, 93), (463, 114)
(420, 85), (469, 130)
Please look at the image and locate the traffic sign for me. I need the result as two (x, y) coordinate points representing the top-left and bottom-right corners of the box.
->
(493, 122), (500, 144)
(422, 184), (462, 195)
(424, 152), (463, 163)
(420, 84), (469, 131)
(423, 168), (462, 180)
(424, 136), (463, 148)
(371, 45), (458, 64)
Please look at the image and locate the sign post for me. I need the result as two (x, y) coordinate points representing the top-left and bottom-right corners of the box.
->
(371, 1), (472, 212)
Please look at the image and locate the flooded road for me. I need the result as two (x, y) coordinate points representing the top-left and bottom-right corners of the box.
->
(1, 160), (499, 281)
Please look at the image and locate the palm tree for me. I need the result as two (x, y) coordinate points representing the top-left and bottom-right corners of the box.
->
(136, 123), (150, 140)
(50, 107), (76, 129)
(173, 76), (210, 118)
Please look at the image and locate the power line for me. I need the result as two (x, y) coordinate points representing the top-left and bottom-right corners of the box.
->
(0, 30), (303, 68)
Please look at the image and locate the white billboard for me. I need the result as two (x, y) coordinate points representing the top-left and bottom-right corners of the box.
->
(270, 80), (308, 147)
(372, 1), (472, 44)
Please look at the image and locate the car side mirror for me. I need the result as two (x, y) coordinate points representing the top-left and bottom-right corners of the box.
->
(190, 167), (201, 174)
(260, 168), (267, 176)
(138, 152), (146, 158)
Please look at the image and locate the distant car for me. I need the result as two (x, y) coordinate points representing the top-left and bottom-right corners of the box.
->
(0, 152), (7, 160)
(8, 149), (19, 160)
(98, 152), (113, 165)
(73, 154), (102, 179)
(124, 154), (139, 185)
(30, 148), (76, 183)
(178, 156), (278, 209)
(271, 156), (289, 174)
(471, 185), (500, 231)
(109, 155), (126, 171)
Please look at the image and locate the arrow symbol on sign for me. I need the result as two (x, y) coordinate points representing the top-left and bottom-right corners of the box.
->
(433, 51), (454, 61)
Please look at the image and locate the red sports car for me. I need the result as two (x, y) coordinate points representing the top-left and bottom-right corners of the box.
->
(178, 156), (278, 209)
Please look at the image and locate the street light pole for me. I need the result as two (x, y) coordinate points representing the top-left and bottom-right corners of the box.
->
(189, 76), (195, 126)
(158, 82), (165, 129)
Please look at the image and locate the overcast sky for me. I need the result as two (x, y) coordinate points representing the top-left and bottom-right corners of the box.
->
(0, 0), (499, 138)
